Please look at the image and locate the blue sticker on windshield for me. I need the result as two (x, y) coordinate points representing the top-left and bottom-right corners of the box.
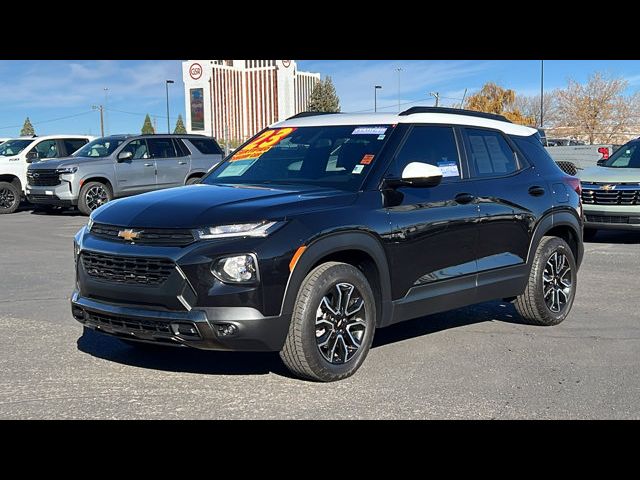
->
(352, 127), (387, 135)
(437, 161), (460, 178)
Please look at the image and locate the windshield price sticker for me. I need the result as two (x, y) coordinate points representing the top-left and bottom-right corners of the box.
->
(231, 128), (297, 161)
(360, 154), (375, 165)
(437, 161), (460, 177)
(352, 127), (387, 135)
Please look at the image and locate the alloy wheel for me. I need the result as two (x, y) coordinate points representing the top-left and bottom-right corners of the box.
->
(0, 187), (16, 210)
(315, 282), (367, 364)
(86, 185), (109, 211)
(543, 251), (573, 313)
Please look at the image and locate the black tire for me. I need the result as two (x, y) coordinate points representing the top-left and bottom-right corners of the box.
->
(186, 176), (201, 185)
(280, 261), (376, 382)
(583, 228), (598, 241)
(0, 181), (20, 214)
(78, 181), (112, 216)
(514, 236), (577, 326)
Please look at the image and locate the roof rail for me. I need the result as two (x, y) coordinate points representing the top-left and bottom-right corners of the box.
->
(286, 111), (341, 120)
(399, 106), (512, 123)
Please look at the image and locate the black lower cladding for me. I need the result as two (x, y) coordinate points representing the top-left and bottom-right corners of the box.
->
(72, 294), (291, 351)
(26, 194), (74, 207)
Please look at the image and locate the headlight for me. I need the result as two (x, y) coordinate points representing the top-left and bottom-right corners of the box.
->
(194, 220), (278, 239)
(56, 166), (78, 174)
(212, 254), (259, 284)
(73, 240), (80, 265)
(87, 216), (94, 231)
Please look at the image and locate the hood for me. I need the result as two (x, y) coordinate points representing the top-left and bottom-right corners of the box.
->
(578, 166), (640, 184)
(28, 156), (105, 170)
(92, 183), (358, 228)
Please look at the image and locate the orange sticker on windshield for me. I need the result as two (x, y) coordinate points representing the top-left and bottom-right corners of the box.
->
(231, 128), (296, 161)
(360, 154), (374, 165)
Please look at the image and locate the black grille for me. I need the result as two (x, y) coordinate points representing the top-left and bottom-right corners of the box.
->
(90, 223), (195, 246)
(81, 251), (175, 286)
(582, 187), (640, 205)
(85, 310), (172, 334)
(27, 169), (61, 186)
(586, 215), (630, 224)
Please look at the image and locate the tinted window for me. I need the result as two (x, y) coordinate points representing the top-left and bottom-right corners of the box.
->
(31, 140), (59, 159)
(173, 138), (190, 157)
(0, 139), (33, 156)
(465, 128), (519, 177)
(391, 126), (461, 181)
(188, 138), (223, 155)
(147, 138), (177, 159)
(120, 139), (149, 160)
(64, 139), (88, 155)
(74, 137), (125, 158)
(601, 141), (640, 168)
(511, 134), (554, 168)
(203, 125), (392, 191)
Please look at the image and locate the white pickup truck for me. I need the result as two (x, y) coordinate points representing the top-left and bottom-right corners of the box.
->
(0, 135), (93, 214)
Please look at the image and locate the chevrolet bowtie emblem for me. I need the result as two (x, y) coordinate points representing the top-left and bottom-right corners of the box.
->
(118, 229), (141, 241)
(601, 184), (616, 191)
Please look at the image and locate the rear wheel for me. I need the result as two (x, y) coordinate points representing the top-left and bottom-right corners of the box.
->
(186, 176), (201, 185)
(583, 228), (598, 241)
(78, 181), (112, 215)
(0, 181), (20, 214)
(515, 236), (577, 326)
(280, 262), (376, 382)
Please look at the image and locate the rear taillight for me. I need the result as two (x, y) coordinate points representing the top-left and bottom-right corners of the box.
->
(598, 147), (610, 160)
(565, 176), (581, 196)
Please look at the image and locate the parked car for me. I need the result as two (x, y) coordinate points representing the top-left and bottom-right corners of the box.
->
(71, 107), (583, 382)
(0, 134), (93, 214)
(0, 138), (10, 144)
(578, 138), (640, 239)
(26, 134), (224, 215)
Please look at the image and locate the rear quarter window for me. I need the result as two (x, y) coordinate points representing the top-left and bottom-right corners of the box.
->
(186, 138), (223, 155)
(510, 134), (561, 175)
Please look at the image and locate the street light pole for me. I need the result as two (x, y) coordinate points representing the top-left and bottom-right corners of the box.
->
(374, 85), (382, 112)
(103, 87), (109, 135)
(165, 80), (175, 134)
(92, 105), (104, 137)
(540, 60), (544, 128)
(395, 67), (403, 112)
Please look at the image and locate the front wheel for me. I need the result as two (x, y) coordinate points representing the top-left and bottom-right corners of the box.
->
(78, 181), (112, 215)
(0, 181), (20, 214)
(280, 262), (376, 382)
(514, 236), (577, 326)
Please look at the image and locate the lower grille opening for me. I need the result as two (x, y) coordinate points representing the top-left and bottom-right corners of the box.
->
(85, 310), (172, 334)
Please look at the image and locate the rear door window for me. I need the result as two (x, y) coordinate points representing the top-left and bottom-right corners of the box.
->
(464, 128), (521, 177)
(147, 138), (177, 159)
(188, 138), (223, 155)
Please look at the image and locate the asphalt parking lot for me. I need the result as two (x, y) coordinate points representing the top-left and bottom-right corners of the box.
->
(1, 207), (639, 419)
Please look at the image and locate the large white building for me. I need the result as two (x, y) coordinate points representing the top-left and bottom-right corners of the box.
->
(182, 60), (320, 142)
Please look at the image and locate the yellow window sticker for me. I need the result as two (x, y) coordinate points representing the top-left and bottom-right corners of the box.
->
(231, 128), (297, 161)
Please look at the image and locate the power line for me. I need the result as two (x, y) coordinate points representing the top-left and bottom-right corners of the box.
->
(105, 107), (169, 119)
(0, 110), (94, 131)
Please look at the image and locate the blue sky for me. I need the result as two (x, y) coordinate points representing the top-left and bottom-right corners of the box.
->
(2, 60), (640, 137)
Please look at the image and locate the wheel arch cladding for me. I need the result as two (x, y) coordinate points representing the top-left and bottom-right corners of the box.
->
(281, 231), (393, 327)
(529, 210), (582, 268)
(82, 177), (113, 191)
(0, 174), (21, 191)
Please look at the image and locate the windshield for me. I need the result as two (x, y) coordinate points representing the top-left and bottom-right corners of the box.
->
(0, 139), (33, 156)
(601, 141), (640, 168)
(202, 125), (392, 191)
(73, 137), (126, 158)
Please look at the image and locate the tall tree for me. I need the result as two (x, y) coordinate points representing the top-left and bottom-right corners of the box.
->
(554, 72), (638, 144)
(141, 114), (155, 134)
(20, 117), (35, 136)
(513, 92), (558, 128)
(307, 76), (340, 112)
(173, 114), (187, 134)
(465, 82), (535, 126)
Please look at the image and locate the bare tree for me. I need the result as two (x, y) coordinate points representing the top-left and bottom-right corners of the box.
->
(554, 72), (639, 144)
(513, 92), (558, 128)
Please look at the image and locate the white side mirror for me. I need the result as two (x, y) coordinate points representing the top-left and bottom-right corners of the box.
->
(400, 162), (443, 187)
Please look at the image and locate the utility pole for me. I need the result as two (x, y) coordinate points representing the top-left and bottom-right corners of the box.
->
(429, 92), (440, 107)
(374, 85), (382, 112)
(165, 80), (175, 134)
(92, 105), (104, 137)
(103, 87), (109, 135)
(460, 88), (468, 108)
(395, 67), (403, 112)
(540, 60), (544, 128)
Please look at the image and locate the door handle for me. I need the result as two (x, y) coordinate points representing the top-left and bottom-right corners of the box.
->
(178, 161), (187, 165)
(144, 163), (154, 167)
(455, 193), (475, 204)
(528, 186), (545, 197)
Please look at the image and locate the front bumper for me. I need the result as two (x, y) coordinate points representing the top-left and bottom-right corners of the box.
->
(26, 180), (77, 206)
(71, 291), (291, 351)
(584, 207), (640, 231)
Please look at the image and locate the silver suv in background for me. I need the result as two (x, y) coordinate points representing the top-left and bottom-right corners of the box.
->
(26, 134), (224, 215)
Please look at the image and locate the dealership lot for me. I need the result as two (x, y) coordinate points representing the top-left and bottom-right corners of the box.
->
(1, 209), (639, 419)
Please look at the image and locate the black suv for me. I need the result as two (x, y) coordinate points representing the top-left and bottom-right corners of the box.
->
(72, 107), (584, 382)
